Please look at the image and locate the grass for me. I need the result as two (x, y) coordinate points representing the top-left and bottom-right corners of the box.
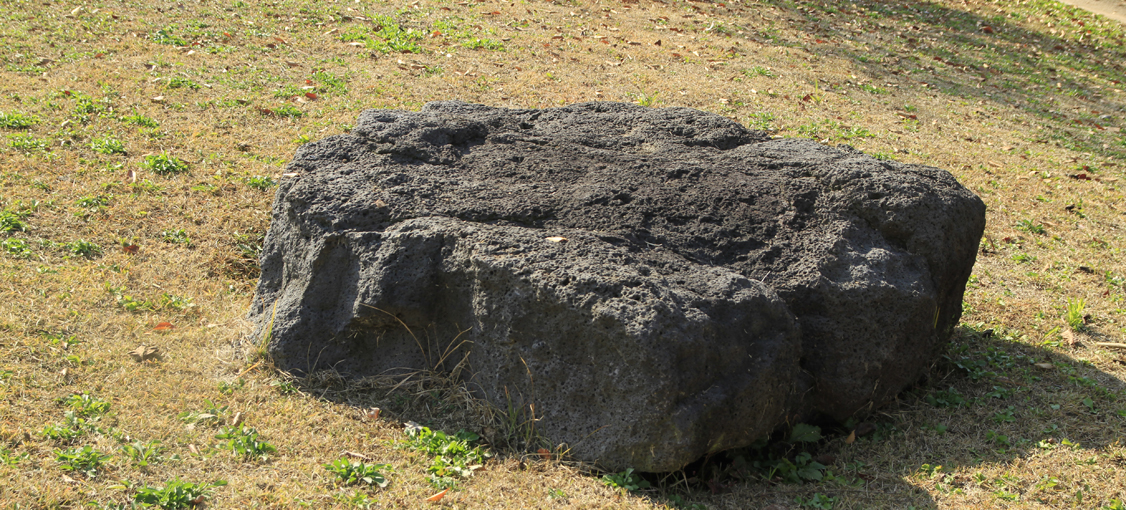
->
(0, 0), (1125, 508)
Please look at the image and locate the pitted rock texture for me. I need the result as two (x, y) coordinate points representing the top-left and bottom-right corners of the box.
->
(250, 101), (985, 472)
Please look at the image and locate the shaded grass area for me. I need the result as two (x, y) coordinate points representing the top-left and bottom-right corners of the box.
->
(0, 0), (1124, 508)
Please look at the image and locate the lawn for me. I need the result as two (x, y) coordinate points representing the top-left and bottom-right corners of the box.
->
(1, 0), (1125, 508)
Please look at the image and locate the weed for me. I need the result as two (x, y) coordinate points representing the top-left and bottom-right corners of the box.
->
(167, 77), (200, 90)
(630, 92), (660, 107)
(65, 239), (102, 258)
(218, 379), (244, 395)
(858, 83), (888, 94)
(268, 105), (304, 118)
(744, 65), (775, 77)
(90, 137), (126, 155)
(76, 195), (111, 210)
(311, 70), (347, 95)
(140, 153), (189, 175)
(796, 493), (836, 509)
(747, 112), (776, 131)
(766, 452), (828, 483)
(402, 425), (489, 480)
(120, 113), (159, 127)
(601, 467), (651, 492)
(8, 133), (48, 153)
(324, 458), (392, 488)
(215, 425), (276, 461)
(991, 407), (1017, 424)
(2, 238), (32, 258)
(133, 479), (227, 509)
(1015, 219), (1046, 235)
(0, 111), (38, 129)
(463, 38), (504, 50)
(120, 440), (165, 467)
(340, 15), (422, 53)
(0, 448), (29, 466)
(42, 421), (84, 443)
(986, 430), (1011, 447)
(666, 494), (707, 510)
(64, 393), (111, 417)
(177, 399), (228, 426)
(1066, 298), (1087, 331)
(245, 175), (277, 190)
(271, 379), (298, 394)
(161, 229), (191, 245)
(335, 490), (379, 508)
(0, 210), (28, 233)
(151, 27), (188, 46)
(55, 445), (111, 478)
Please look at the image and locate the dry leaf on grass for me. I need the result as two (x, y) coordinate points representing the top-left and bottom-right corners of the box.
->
(129, 345), (159, 362)
(844, 430), (856, 444)
(123, 244), (139, 254)
(1034, 362), (1055, 369)
(537, 448), (552, 460)
(153, 322), (174, 331)
(426, 489), (448, 502)
(545, 236), (567, 243)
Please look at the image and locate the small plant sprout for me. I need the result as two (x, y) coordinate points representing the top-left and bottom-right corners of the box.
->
(140, 153), (189, 175)
(1065, 297), (1087, 331)
(64, 393), (111, 416)
(133, 479), (227, 509)
(245, 175), (277, 190)
(601, 468), (651, 492)
(121, 440), (165, 467)
(215, 425), (276, 461)
(55, 445), (111, 478)
(0, 111), (38, 129)
(324, 458), (392, 488)
(401, 425), (489, 484)
(90, 136), (127, 155)
(0, 210), (28, 233)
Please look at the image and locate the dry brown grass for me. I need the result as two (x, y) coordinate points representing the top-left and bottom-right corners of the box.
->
(1, 0), (1125, 508)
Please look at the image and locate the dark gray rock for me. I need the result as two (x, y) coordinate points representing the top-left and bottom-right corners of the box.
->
(250, 101), (985, 472)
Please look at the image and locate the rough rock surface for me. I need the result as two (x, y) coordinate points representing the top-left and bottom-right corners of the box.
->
(249, 101), (985, 472)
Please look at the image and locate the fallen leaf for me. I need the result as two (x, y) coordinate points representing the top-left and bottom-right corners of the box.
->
(189, 444), (199, 455)
(1034, 362), (1054, 369)
(151, 95), (165, 103)
(375, 199), (388, 207)
(190, 496), (205, 505)
(365, 407), (381, 420)
(844, 430), (856, 444)
(230, 412), (243, 427)
(345, 451), (371, 460)
(426, 489), (448, 502)
(981, 25), (994, 34)
(129, 345), (159, 362)
(126, 168), (137, 183)
(537, 448), (552, 460)
(154, 322), (174, 331)
(285, 60), (301, 67)
(123, 244), (139, 254)
(1063, 329), (1079, 347)
(545, 236), (568, 243)
(305, 92), (318, 100)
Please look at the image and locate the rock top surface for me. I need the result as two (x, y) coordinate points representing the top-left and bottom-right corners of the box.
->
(250, 101), (986, 471)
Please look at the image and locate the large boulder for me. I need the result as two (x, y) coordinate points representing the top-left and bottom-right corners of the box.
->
(249, 101), (985, 472)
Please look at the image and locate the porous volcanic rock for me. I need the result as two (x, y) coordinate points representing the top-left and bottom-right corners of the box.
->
(249, 101), (985, 472)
